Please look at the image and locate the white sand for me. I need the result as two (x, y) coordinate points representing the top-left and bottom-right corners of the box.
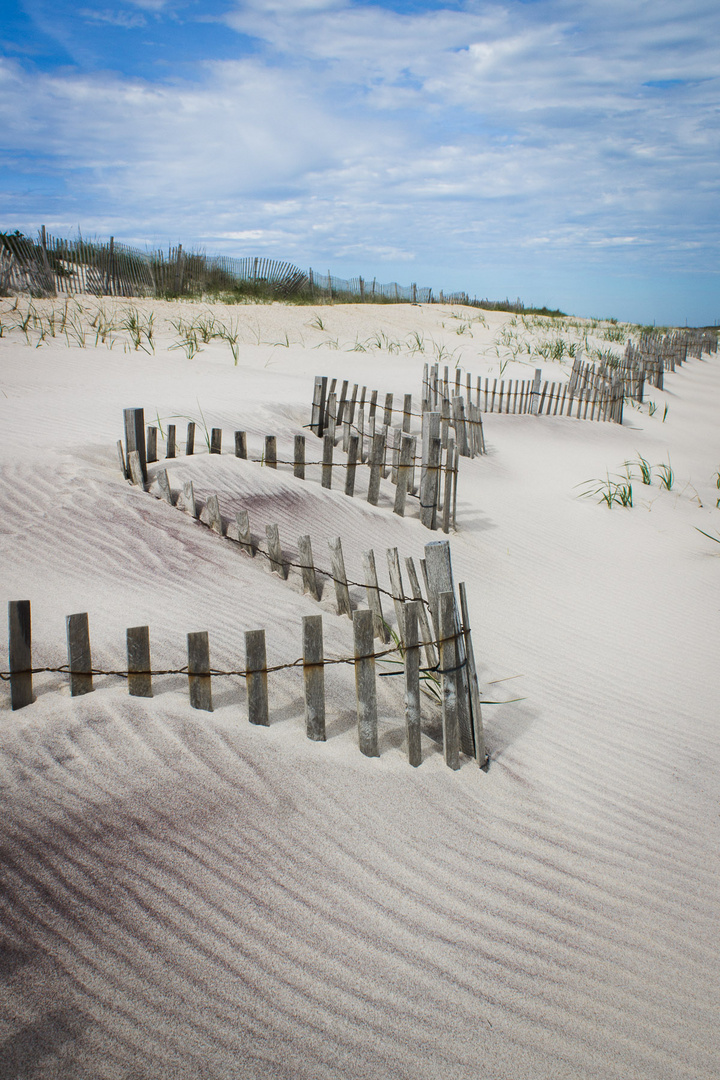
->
(1, 298), (719, 1079)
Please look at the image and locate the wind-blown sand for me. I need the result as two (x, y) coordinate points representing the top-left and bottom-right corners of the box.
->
(1, 299), (719, 1079)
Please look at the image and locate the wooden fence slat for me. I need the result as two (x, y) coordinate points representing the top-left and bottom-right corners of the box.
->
(404, 601), (422, 767)
(353, 609), (379, 757)
(235, 431), (247, 459)
(345, 434), (359, 497)
(123, 407), (147, 482)
(383, 392), (393, 427)
(187, 631), (212, 711)
(297, 534), (319, 599)
(117, 440), (128, 479)
(442, 437), (455, 534)
(328, 537), (352, 617)
(235, 509), (253, 554)
(265, 435), (277, 469)
(186, 421), (195, 455)
(322, 434), (334, 489)
(393, 433), (414, 516)
(8, 600), (33, 710)
(403, 394), (412, 433)
(67, 612), (93, 697)
(386, 547), (406, 643)
(419, 436), (441, 530)
(156, 469), (173, 505)
(146, 426), (158, 464)
(181, 480), (197, 518)
(404, 557), (437, 669)
(246, 629), (269, 725)
(128, 450), (145, 487)
(127, 625), (152, 698)
(167, 424), (176, 459)
(303, 614), (326, 741)
(294, 435), (305, 479)
(439, 591), (460, 770)
(367, 430), (385, 505)
(266, 523), (285, 577)
(424, 540), (473, 756)
(204, 494), (223, 534)
(458, 582), (487, 768)
(362, 549), (389, 642)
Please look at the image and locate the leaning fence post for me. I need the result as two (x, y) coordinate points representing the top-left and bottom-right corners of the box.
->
(404, 601), (422, 767)
(297, 534), (320, 599)
(245, 629), (269, 726)
(438, 591), (460, 770)
(156, 469), (173, 505)
(362, 550), (389, 642)
(386, 548), (406, 643)
(8, 600), (33, 710)
(458, 582), (487, 769)
(367, 430), (385, 505)
(424, 540), (473, 757)
(187, 631), (212, 711)
(404, 557), (437, 669)
(353, 609), (379, 757)
(127, 625), (152, 698)
(294, 435), (306, 479)
(117, 440), (128, 479)
(124, 407), (147, 482)
(303, 615), (326, 741)
(67, 612), (93, 697)
(328, 537), (352, 616)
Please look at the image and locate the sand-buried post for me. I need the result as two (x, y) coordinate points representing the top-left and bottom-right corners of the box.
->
(294, 435), (306, 479)
(123, 407), (147, 482)
(236, 509), (253, 555)
(303, 614), (326, 741)
(297, 535), (319, 599)
(186, 421), (195, 455)
(67, 612), (93, 697)
(8, 600), (33, 710)
(203, 494), (223, 534)
(127, 625), (152, 698)
(116, 440), (128, 480)
(210, 428), (222, 455)
(345, 434), (359, 497)
(459, 582), (487, 769)
(266, 523), (285, 577)
(167, 424), (176, 459)
(328, 537), (352, 617)
(322, 435), (334, 489)
(128, 450), (145, 487)
(187, 631), (212, 711)
(234, 431), (247, 459)
(156, 469), (173, 505)
(367, 430), (385, 506)
(146, 425), (158, 464)
(246, 629), (269, 726)
(404, 601), (422, 767)
(353, 609), (379, 757)
(439, 591), (460, 770)
(181, 480), (197, 518)
(265, 435), (277, 469)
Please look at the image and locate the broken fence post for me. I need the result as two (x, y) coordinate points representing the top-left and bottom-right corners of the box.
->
(8, 600), (33, 710)
(353, 608), (379, 757)
(181, 480), (197, 518)
(156, 469), (173, 505)
(303, 614), (326, 741)
(124, 407), (147, 482)
(127, 625), (152, 698)
(404, 600), (422, 767)
(246, 629), (269, 726)
(187, 630), (212, 711)
(204, 494), (223, 534)
(67, 612), (93, 697)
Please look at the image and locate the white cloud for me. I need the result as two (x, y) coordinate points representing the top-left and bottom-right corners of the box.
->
(78, 8), (147, 28)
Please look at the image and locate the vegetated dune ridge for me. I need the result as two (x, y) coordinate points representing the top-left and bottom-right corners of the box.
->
(0, 298), (718, 1080)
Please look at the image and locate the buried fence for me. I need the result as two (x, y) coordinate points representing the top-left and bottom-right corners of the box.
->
(121, 407), (460, 532)
(5, 543), (488, 772)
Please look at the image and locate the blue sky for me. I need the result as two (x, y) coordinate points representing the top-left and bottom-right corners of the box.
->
(1, 0), (718, 324)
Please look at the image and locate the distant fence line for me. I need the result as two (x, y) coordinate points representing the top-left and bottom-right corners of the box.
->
(0, 227), (448, 304)
(5, 537), (489, 771)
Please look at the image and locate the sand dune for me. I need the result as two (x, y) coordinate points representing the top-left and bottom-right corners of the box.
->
(1, 299), (719, 1079)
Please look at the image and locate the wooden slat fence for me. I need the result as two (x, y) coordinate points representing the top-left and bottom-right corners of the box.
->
(5, 540), (488, 771)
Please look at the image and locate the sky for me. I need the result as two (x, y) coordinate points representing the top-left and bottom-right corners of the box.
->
(1, 0), (718, 324)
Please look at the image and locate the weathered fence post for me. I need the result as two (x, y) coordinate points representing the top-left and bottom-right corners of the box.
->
(404, 557), (437, 668)
(67, 612), (93, 697)
(264, 435), (277, 469)
(322, 434), (334, 489)
(236, 509), (253, 555)
(438, 591), (460, 770)
(402, 394), (413, 434)
(117, 440), (128, 479)
(124, 407), (147, 482)
(186, 421), (196, 455)
(393, 433), (414, 517)
(181, 480), (197, 518)
(294, 435), (306, 479)
(530, 369), (542, 415)
(187, 631), (212, 711)
(167, 425), (176, 459)
(245, 629), (269, 726)
(297, 535), (320, 599)
(8, 600), (33, 710)
(442, 437), (455, 534)
(362, 550), (389, 642)
(128, 450), (145, 487)
(203, 494), (223, 534)
(345, 434), (359, 497)
(156, 469), (173, 504)
(210, 428), (222, 454)
(328, 537), (352, 616)
(367, 430), (385, 506)
(235, 431), (247, 459)
(386, 548), (406, 643)
(266, 524), (285, 578)
(458, 582), (488, 769)
(420, 437), (441, 529)
(404, 600), (422, 767)
(127, 625), (152, 698)
(353, 609), (379, 757)
(303, 615), (326, 741)
(146, 426), (158, 464)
